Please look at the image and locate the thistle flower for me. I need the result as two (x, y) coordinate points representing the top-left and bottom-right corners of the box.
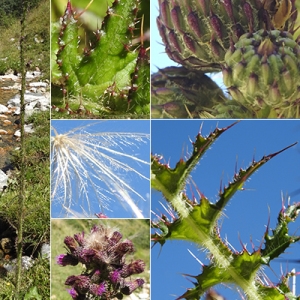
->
(51, 120), (150, 218)
(57, 223), (146, 299)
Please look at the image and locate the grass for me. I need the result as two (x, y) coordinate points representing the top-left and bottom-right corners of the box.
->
(51, 219), (150, 300)
(0, 110), (50, 298)
(0, 0), (50, 79)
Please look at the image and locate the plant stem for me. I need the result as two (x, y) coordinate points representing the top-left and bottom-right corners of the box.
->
(15, 0), (28, 297)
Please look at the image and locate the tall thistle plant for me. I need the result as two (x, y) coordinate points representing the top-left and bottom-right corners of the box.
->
(151, 120), (300, 299)
(51, 120), (150, 218)
(51, 0), (150, 118)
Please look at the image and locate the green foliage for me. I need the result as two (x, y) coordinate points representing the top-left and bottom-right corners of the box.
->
(51, 0), (150, 118)
(0, 111), (50, 298)
(151, 122), (300, 299)
(0, 0), (50, 78)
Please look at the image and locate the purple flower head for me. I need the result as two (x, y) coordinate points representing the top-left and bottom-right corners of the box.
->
(110, 231), (123, 245)
(64, 236), (78, 253)
(89, 282), (107, 296)
(67, 287), (78, 299)
(57, 254), (79, 266)
(115, 240), (134, 260)
(65, 275), (77, 286)
(60, 224), (146, 299)
(75, 275), (91, 294)
(77, 248), (96, 265)
(74, 231), (85, 246)
(65, 275), (91, 294)
(121, 260), (145, 277)
(109, 269), (121, 284)
(120, 278), (144, 295)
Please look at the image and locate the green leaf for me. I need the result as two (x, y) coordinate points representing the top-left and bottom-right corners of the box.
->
(51, 0), (150, 117)
(24, 286), (42, 300)
(151, 122), (238, 217)
(261, 202), (300, 264)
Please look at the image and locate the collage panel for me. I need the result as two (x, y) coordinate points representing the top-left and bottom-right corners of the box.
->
(51, 119), (150, 219)
(151, 120), (300, 299)
(51, 0), (150, 119)
(0, 0), (50, 298)
(151, 1), (300, 119)
(51, 218), (150, 299)
(0, 0), (300, 298)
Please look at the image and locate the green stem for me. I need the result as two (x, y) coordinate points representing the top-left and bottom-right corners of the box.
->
(15, 1), (27, 297)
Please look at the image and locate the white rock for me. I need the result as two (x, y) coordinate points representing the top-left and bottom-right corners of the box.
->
(13, 107), (20, 115)
(0, 104), (8, 114)
(25, 71), (41, 79)
(29, 82), (48, 88)
(0, 74), (19, 81)
(14, 130), (21, 137)
(0, 170), (8, 190)
(29, 87), (37, 93)
(7, 94), (20, 107)
(41, 243), (50, 259)
(25, 124), (35, 133)
(14, 124), (35, 137)
(4, 256), (34, 273)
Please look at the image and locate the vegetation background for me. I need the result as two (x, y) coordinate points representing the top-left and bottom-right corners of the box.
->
(0, 0), (50, 79)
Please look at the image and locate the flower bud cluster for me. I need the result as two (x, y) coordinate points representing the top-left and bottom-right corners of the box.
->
(57, 224), (145, 299)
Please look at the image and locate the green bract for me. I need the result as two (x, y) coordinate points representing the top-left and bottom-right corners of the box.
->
(223, 29), (300, 118)
(156, 0), (298, 72)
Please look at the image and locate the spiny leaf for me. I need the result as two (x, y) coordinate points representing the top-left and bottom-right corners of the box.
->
(151, 122), (299, 299)
(52, 0), (150, 117)
(151, 121), (238, 217)
(216, 142), (298, 211)
(261, 202), (300, 264)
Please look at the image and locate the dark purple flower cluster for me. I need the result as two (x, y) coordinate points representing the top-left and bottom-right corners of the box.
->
(57, 224), (145, 299)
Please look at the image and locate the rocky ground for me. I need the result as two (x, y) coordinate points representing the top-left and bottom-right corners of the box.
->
(0, 70), (50, 189)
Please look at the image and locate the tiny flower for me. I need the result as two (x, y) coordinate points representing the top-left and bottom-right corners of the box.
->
(57, 254), (79, 266)
(95, 212), (108, 218)
(120, 278), (144, 295)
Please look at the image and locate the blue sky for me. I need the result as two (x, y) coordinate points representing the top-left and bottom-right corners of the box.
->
(50, 120), (150, 218)
(151, 120), (300, 299)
